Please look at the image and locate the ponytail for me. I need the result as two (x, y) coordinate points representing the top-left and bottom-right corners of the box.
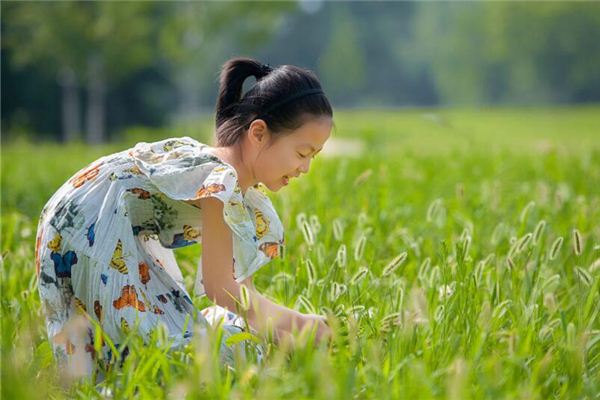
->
(215, 57), (272, 129)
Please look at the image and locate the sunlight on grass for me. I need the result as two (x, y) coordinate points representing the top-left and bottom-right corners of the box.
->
(2, 107), (599, 398)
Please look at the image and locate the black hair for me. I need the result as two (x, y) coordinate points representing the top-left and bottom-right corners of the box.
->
(214, 57), (333, 147)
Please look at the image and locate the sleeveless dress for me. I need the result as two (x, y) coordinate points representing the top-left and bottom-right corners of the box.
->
(34, 136), (285, 375)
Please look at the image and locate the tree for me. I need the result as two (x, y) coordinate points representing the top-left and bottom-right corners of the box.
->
(318, 3), (366, 106)
(156, 1), (296, 121)
(4, 2), (156, 143)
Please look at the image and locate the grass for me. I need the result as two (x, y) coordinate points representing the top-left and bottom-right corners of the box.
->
(1, 106), (599, 398)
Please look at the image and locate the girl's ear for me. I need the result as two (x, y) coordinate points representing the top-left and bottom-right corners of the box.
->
(247, 119), (271, 148)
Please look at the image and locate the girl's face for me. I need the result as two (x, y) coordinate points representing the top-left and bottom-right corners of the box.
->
(254, 115), (332, 191)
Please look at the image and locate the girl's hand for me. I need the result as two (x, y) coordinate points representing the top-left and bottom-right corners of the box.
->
(302, 313), (332, 345)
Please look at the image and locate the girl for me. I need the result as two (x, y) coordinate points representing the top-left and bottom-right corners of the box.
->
(35, 57), (333, 378)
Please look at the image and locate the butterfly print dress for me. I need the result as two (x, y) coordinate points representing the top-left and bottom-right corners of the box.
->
(35, 136), (284, 373)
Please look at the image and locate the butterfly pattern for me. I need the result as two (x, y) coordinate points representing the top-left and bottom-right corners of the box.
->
(94, 300), (103, 321)
(195, 183), (226, 198)
(36, 136), (283, 372)
(138, 262), (151, 285)
(69, 161), (103, 188)
(254, 209), (270, 239)
(87, 221), (96, 246)
(49, 238), (78, 279)
(127, 187), (151, 200)
(259, 239), (285, 259)
(109, 239), (128, 274)
(112, 285), (146, 312)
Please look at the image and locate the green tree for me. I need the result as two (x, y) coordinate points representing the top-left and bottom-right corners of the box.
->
(407, 2), (600, 105)
(487, 2), (600, 103)
(156, 1), (296, 121)
(4, 2), (156, 143)
(319, 3), (366, 105)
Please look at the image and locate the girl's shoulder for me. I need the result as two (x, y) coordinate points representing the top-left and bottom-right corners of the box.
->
(128, 136), (237, 204)
(130, 136), (206, 153)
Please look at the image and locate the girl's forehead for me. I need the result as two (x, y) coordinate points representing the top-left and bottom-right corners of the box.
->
(286, 117), (332, 146)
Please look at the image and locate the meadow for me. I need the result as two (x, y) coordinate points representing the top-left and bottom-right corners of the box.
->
(1, 106), (599, 399)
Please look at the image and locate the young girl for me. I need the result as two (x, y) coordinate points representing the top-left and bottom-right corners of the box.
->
(35, 57), (333, 378)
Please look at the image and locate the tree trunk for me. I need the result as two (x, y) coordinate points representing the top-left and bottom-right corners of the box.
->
(85, 54), (106, 144)
(56, 67), (81, 143)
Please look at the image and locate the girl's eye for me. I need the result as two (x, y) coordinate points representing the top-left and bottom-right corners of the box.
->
(298, 152), (307, 158)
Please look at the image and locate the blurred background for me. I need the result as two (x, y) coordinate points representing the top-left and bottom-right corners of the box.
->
(2, 1), (599, 144)
(2, 4), (600, 398)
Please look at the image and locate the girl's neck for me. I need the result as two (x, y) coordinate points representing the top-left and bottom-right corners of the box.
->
(208, 143), (256, 195)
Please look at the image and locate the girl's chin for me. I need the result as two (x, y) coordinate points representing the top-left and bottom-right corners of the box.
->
(258, 181), (278, 192)
(258, 177), (288, 193)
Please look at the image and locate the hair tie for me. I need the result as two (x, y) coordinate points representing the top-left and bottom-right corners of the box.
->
(260, 63), (272, 76)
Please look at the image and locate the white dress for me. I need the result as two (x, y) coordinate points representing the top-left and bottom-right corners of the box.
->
(35, 136), (284, 374)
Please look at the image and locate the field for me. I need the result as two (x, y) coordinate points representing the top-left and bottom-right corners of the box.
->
(2, 106), (599, 398)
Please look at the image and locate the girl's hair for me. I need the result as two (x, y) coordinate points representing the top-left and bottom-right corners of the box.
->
(214, 57), (333, 147)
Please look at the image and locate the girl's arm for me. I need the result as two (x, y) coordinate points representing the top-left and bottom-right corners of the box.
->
(198, 197), (329, 344)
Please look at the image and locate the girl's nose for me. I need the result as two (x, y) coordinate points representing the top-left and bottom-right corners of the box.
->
(298, 159), (311, 174)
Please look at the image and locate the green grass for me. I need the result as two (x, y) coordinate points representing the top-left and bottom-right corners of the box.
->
(2, 106), (599, 398)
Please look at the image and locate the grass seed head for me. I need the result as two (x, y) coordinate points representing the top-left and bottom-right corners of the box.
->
(380, 312), (402, 332)
(354, 234), (367, 261)
(474, 261), (486, 287)
(434, 304), (445, 322)
(350, 267), (369, 285)
(329, 282), (347, 302)
(533, 220), (546, 245)
(429, 265), (441, 287)
(516, 233), (533, 253)
(336, 244), (347, 268)
(491, 222), (505, 245)
(549, 236), (564, 260)
(334, 303), (345, 317)
(309, 215), (322, 235)
(543, 293), (557, 313)
(353, 169), (373, 187)
(590, 257), (600, 272)
(240, 284), (251, 311)
(492, 299), (512, 322)
(506, 256), (515, 270)
(459, 232), (472, 259)
(382, 252), (408, 277)
(296, 212), (307, 228)
(426, 199), (441, 223)
(459, 228), (471, 244)
(301, 220), (314, 246)
(418, 257), (431, 278)
(572, 229), (583, 256)
(519, 201), (535, 224)
(574, 266), (592, 287)
(438, 282), (455, 301)
(273, 272), (293, 283)
(346, 305), (366, 320)
(538, 318), (560, 341)
(357, 211), (369, 227)
(541, 274), (560, 292)
(333, 218), (344, 241)
(304, 258), (316, 284)
(297, 295), (316, 314)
